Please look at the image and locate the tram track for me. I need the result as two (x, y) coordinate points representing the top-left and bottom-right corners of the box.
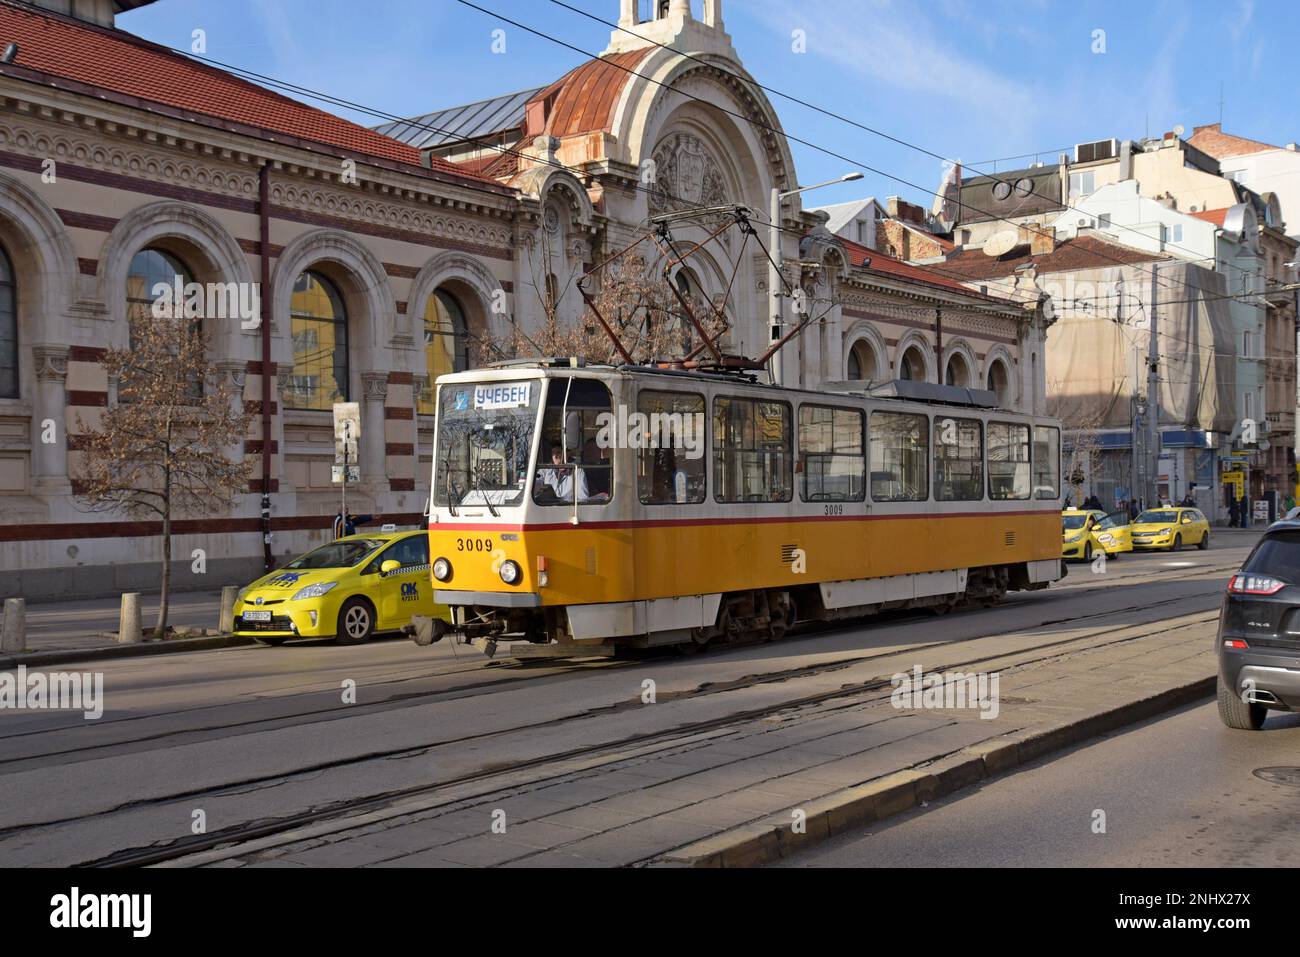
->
(0, 553), (1237, 769)
(0, 555), (1238, 771)
(69, 591), (1221, 868)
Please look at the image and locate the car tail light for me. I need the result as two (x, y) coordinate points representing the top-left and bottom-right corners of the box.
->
(1223, 638), (1249, 650)
(1228, 574), (1286, 595)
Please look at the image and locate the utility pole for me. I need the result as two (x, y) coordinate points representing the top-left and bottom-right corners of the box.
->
(768, 186), (784, 386)
(1146, 262), (1161, 505)
(768, 172), (863, 386)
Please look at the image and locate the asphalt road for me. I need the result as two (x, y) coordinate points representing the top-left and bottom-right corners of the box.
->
(0, 530), (1266, 866)
(777, 699), (1300, 867)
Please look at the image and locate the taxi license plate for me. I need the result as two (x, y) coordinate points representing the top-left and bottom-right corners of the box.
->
(244, 610), (272, 622)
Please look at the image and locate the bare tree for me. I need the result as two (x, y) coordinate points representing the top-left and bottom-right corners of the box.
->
(75, 313), (252, 639)
(489, 251), (725, 365)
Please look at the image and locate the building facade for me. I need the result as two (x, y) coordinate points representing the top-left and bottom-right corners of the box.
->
(0, 0), (1042, 599)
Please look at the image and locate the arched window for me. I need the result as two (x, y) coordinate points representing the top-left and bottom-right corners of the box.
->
(127, 247), (194, 325)
(0, 243), (15, 398)
(846, 339), (876, 381)
(987, 359), (1010, 405)
(900, 345), (926, 382)
(418, 288), (469, 414)
(288, 270), (349, 411)
(126, 247), (200, 400)
(945, 353), (970, 388)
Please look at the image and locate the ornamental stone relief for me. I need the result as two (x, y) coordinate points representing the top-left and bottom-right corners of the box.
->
(0, 121), (257, 199)
(648, 132), (731, 244)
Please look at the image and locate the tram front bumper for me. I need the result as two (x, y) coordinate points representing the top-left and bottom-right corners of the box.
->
(434, 589), (543, 608)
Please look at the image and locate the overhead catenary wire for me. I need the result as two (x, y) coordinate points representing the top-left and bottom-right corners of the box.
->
(154, 12), (1277, 344)
(539, 0), (1290, 295)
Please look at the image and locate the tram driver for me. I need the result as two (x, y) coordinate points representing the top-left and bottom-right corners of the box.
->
(536, 444), (589, 503)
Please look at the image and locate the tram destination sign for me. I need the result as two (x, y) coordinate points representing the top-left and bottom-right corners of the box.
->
(474, 382), (531, 410)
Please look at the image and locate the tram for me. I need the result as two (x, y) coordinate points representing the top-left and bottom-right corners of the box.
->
(412, 358), (1065, 658)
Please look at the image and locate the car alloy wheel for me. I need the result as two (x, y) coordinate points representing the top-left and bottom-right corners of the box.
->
(336, 598), (375, 645)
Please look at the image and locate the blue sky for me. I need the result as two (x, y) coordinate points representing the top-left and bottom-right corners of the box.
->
(121, 0), (1299, 211)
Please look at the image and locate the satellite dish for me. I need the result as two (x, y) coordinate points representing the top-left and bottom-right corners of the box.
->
(983, 229), (1019, 257)
(1173, 123), (1185, 137)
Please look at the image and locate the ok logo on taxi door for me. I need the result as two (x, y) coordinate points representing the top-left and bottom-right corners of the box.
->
(401, 581), (419, 602)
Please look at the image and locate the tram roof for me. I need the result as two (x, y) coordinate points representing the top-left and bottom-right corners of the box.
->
(441, 360), (1036, 415)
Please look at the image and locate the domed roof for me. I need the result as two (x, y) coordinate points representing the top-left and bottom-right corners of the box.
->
(523, 49), (654, 140)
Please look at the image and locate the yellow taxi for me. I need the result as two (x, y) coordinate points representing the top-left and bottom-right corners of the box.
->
(1130, 506), (1211, 552)
(1062, 509), (1132, 561)
(232, 528), (449, 645)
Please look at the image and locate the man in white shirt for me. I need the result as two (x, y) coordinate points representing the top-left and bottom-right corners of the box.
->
(536, 444), (588, 502)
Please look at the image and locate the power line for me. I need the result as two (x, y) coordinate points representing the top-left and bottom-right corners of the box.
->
(130, 43), (1053, 325)
(539, 0), (1286, 295)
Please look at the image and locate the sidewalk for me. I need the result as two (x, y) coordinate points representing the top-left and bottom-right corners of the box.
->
(0, 589), (243, 665)
(190, 605), (1223, 869)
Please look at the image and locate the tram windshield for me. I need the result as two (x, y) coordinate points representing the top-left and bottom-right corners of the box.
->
(433, 380), (540, 509)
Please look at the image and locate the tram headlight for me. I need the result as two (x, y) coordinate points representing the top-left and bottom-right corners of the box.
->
(433, 558), (453, 582)
(499, 560), (522, 586)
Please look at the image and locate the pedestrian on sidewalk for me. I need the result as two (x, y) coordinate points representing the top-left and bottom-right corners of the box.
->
(332, 512), (374, 539)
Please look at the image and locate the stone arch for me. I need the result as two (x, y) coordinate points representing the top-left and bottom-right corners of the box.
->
(843, 320), (887, 381)
(407, 250), (507, 370)
(0, 171), (79, 403)
(942, 338), (979, 388)
(271, 229), (396, 394)
(983, 345), (1018, 406)
(895, 331), (935, 383)
(616, 51), (798, 206)
(98, 201), (253, 356)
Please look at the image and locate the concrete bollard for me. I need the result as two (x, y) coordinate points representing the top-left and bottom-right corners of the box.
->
(1, 597), (25, 654)
(219, 585), (239, 634)
(118, 592), (141, 644)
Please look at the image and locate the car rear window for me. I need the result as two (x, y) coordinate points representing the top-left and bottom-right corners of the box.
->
(1242, 530), (1300, 583)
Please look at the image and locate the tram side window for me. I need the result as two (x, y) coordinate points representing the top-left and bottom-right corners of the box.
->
(988, 421), (1031, 500)
(1033, 425), (1061, 500)
(714, 396), (793, 503)
(934, 416), (984, 501)
(533, 377), (614, 506)
(799, 405), (865, 502)
(637, 390), (706, 505)
(869, 411), (929, 502)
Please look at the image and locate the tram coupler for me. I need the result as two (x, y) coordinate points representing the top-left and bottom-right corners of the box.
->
(407, 616), (450, 647)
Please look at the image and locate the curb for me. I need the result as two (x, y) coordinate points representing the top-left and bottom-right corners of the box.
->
(654, 674), (1216, 868)
(0, 634), (257, 669)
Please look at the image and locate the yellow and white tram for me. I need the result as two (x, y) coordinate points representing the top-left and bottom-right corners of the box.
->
(414, 360), (1065, 658)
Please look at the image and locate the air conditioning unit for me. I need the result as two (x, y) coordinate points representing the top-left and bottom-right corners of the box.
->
(1075, 139), (1119, 164)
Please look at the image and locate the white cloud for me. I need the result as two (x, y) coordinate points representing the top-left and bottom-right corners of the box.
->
(750, 0), (1034, 113)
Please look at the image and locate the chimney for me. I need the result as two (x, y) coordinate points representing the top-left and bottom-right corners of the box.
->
(1029, 225), (1056, 257)
(885, 197), (925, 225)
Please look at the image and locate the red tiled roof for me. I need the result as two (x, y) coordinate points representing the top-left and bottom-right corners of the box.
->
(524, 49), (653, 139)
(1189, 207), (1230, 226)
(939, 234), (1165, 282)
(0, 0), (496, 184)
(838, 236), (1018, 304)
(1188, 123), (1279, 159)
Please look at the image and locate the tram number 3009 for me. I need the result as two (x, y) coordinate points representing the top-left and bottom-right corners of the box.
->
(456, 538), (494, 553)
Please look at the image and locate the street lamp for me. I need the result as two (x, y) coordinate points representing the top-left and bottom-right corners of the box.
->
(769, 172), (864, 385)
